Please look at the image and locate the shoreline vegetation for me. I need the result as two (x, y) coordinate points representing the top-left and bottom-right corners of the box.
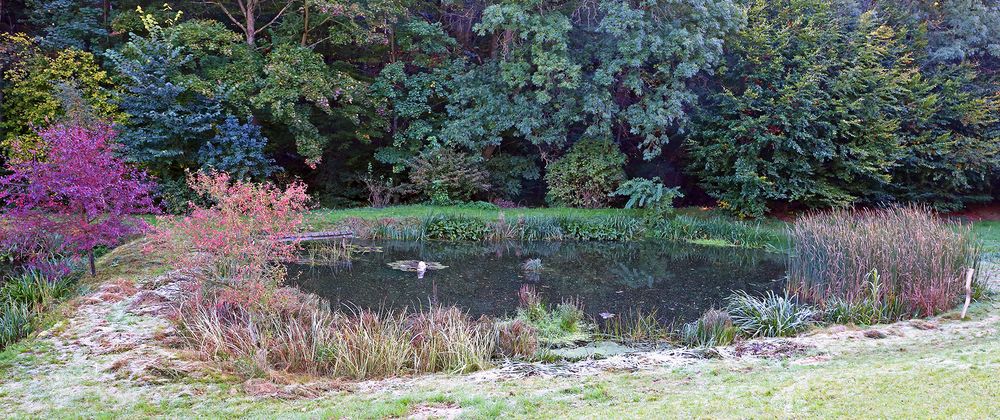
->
(1, 199), (996, 417)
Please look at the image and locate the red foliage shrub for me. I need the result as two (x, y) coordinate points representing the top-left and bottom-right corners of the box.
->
(0, 122), (158, 273)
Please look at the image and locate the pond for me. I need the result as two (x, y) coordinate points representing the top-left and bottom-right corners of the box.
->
(289, 240), (786, 324)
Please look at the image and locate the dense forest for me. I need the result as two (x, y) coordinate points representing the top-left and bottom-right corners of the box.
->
(0, 0), (997, 217)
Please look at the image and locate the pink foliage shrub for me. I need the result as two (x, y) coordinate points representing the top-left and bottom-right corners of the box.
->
(152, 171), (310, 299)
(0, 122), (158, 272)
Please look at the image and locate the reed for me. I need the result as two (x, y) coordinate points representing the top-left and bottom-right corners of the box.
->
(681, 309), (737, 347)
(787, 206), (980, 317)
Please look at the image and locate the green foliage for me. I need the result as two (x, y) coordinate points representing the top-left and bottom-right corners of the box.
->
(727, 291), (816, 338)
(0, 302), (31, 350)
(651, 215), (778, 249)
(0, 41), (122, 159)
(26, 0), (106, 52)
(408, 148), (490, 204)
(558, 215), (644, 241)
(688, 2), (910, 217)
(515, 287), (590, 347)
(545, 138), (627, 208)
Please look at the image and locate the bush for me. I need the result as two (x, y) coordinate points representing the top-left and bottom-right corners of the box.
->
(727, 291), (816, 338)
(150, 171), (310, 290)
(681, 309), (738, 347)
(610, 177), (683, 219)
(787, 206), (980, 317)
(545, 138), (626, 208)
(408, 148), (490, 204)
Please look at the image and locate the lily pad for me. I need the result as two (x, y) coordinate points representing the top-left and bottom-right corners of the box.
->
(387, 260), (448, 272)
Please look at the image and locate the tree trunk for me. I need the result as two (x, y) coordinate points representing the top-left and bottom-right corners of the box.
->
(88, 249), (96, 277)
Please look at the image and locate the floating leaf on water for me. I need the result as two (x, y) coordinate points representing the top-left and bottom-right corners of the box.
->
(387, 260), (448, 272)
(350, 245), (383, 253)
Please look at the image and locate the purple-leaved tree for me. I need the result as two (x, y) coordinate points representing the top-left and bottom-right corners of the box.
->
(0, 121), (159, 275)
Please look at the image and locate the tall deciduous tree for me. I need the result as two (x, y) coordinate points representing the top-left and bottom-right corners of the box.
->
(204, 0), (296, 46)
(0, 122), (159, 275)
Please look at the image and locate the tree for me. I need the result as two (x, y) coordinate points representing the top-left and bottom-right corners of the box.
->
(205, 0), (296, 46)
(25, 0), (107, 51)
(687, 2), (910, 217)
(0, 122), (159, 275)
(0, 41), (122, 160)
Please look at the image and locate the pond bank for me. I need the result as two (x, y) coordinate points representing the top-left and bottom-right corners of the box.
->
(0, 247), (996, 417)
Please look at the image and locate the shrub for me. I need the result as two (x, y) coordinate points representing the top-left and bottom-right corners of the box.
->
(727, 291), (816, 338)
(787, 206), (980, 317)
(610, 177), (683, 220)
(681, 309), (738, 347)
(409, 148), (490, 204)
(545, 138), (626, 208)
(151, 171), (309, 289)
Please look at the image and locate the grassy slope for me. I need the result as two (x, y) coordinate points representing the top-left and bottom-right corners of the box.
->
(2, 303), (998, 418)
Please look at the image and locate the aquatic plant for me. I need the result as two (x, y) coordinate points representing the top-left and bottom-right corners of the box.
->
(681, 309), (738, 347)
(727, 290), (816, 338)
(515, 286), (591, 346)
(180, 283), (534, 380)
(558, 215), (644, 241)
(822, 269), (907, 325)
(408, 306), (497, 373)
(598, 308), (672, 343)
(787, 206), (980, 317)
(651, 215), (779, 249)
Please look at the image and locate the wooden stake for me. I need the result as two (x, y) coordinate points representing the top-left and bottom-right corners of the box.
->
(960, 268), (974, 319)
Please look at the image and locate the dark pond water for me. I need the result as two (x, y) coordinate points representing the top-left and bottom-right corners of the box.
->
(289, 240), (786, 324)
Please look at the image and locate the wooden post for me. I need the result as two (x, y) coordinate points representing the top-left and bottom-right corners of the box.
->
(960, 268), (974, 319)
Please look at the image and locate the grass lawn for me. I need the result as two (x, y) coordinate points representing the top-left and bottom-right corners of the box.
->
(2, 302), (998, 418)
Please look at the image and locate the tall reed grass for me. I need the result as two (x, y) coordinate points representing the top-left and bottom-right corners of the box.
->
(787, 206), (981, 317)
(179, 288), (534, 380)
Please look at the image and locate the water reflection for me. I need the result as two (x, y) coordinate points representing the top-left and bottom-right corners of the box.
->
(289, 240), (786, 323)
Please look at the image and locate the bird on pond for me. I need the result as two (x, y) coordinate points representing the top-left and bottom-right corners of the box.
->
(417, 261), (428, 279)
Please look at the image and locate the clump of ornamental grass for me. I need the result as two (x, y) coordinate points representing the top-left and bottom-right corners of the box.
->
(497, 319), (539, 358)
(788, 205), (980, 317)
(598, 308), (672, 343)
(0, 266), (77, 349)
(681, 309), (738, 347)
(727, 290), (817, 338)
(515, 285), (591, 346)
